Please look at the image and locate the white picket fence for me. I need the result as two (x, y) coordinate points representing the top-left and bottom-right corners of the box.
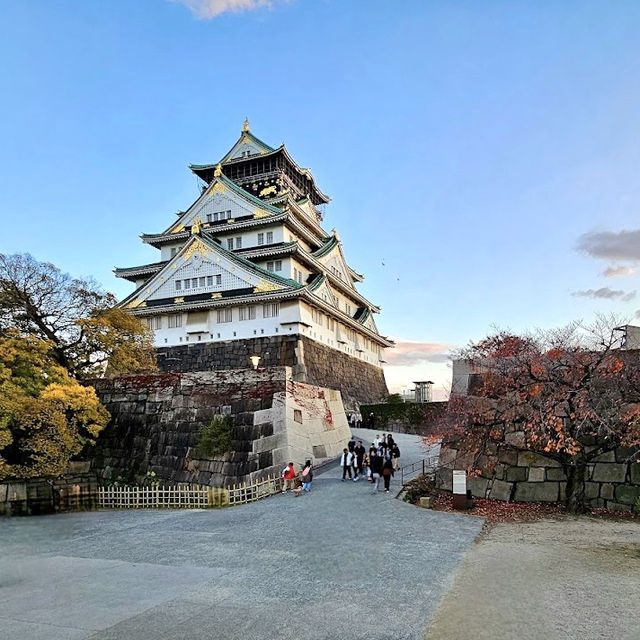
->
(98, 475), (284, 510)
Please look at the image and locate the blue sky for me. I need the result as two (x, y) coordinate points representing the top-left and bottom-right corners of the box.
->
(2, 0), (640, 396)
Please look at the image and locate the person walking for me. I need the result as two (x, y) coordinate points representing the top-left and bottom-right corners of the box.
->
(368, 412), (375, 429)
(340, 448), (353, 481)
(301, 460), (313, 492)
(387, 434), (395, 452)
(391, 442), (401, 471)
(370, 450), (383, 493)
(282, 462), (297, 493)
(348, 435), (356, 453)
(354, 440), (366, 480)
(382, 456), (394, 493)
(379, 434), (388, 458)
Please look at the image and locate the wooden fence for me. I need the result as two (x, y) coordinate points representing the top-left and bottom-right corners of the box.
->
(98, 475), (283, 510)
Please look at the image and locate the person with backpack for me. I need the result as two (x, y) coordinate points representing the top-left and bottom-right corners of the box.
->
(281, 461), (297, 493)
(340, 448), (353, 481)
(301, 460), (313, 492)
(382, 455), (395, 493)
(369, 450), (383, 493)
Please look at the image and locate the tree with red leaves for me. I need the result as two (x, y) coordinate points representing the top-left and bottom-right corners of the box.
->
(441, 320), (640, 513)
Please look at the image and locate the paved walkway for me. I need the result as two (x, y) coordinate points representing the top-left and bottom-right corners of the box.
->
(0, 431), (482, 640)
(425, 517), (640, 640)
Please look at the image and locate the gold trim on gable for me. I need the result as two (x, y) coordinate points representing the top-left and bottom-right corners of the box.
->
(254, 280), (282, 293)
(174, 297), (184, 304)
(253, 209), (270, 219)
(211, 293), (221, 299)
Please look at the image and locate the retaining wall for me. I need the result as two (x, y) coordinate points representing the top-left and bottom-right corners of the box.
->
(436, 442), (640, 511)
(89, 367), (350, 488)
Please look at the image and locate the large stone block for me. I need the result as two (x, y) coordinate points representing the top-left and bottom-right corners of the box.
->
(497, 448), (518, 466)
(489, 479), (513, 501)
(467, 476), (489, 498)
(592, 450), (616, 463)
(615, 484), (640, 505)
(630, 464), (640, 484)
(517, 451), (561, 468)
(600, 483), (614, 500)
(528, 467), (545, 482)
(584, 482), (600, 499)
(591, 463), (627, 483)
(546, 467), (567, 481)
(513, 482), (559, 503)
(506, 467), (527, 482)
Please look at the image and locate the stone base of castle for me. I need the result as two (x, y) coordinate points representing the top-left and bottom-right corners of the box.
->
(155, 335), (389, 409)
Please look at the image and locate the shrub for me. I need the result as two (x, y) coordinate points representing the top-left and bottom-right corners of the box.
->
(403, 473), (435, 504)
(196, 415), (233, 458)
(635, 497), (640, 516)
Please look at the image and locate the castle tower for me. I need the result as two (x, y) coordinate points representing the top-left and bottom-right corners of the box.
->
(115, 122), (393, 406)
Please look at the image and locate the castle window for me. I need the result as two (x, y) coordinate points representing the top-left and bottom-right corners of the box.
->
(217, 309), (233, 323)
(227, 238), (234, 250)
(267, 261), (274, 271)
(274, 260), (282, 272)
(184, 279), (190, 289)
(258, 233), (264, 245)
(199, 277), (206, 287)
(168, 314), (182, 329)
(175, 280), (182, 291)
(263, 303), (279, 318)
(148, 316), (161, 330)
(239, 306), (256, 321)
(170, 247), (177, 258)
(191, 278), (198, 289)
(216, 274), (222, 285)
(207, 276), (213, 286)
(235, 236), (242, 249)
(206, 214), (212, 223)
(266, 231), (273, 243)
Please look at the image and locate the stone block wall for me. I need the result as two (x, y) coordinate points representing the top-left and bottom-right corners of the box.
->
(155, 335), (388, 409)
(89, 368), (350, 488)
(0, 473), (99, 516)
(436, 443), (640, 511)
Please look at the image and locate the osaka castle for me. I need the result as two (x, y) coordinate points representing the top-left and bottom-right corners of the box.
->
(116, 121), (392, 406)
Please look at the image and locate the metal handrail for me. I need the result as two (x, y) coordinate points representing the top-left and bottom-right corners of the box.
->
(398, 455), (440, 487)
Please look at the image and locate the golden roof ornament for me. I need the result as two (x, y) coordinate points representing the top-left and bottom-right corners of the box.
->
(332, 228), (341, 242)
(213, 163), (223, 177)
(191, 218), (201, 235)
(242, 118), (250, 133)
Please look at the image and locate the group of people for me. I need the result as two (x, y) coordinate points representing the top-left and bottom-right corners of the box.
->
(339, 433), (401, 493)
(280, 434), (401, 495)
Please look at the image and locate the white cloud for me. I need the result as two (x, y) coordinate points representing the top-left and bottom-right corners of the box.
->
(384, 339), (451, 366)
(576, 229), (640, 262)
(572, 287), (636, 301)
(603, 265), (637, 278)
(171, 0), (286, 18)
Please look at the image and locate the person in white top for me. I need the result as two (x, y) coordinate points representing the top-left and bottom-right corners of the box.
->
(340, 448), (354, 481)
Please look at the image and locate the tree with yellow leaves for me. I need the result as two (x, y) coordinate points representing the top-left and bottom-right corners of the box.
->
(0, 332), (109, 479)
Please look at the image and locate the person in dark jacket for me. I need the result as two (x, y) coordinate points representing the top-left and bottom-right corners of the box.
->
(354, 441), (366, 480)
(369, 450), (384, 493)
(382, 456), (394, 493)
(391, 443), (401, 471)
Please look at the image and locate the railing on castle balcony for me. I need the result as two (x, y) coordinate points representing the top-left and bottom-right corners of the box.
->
(98, 475), (283, 510)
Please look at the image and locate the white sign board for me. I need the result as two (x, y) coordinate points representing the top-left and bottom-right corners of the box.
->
(452, 470), (467, 495)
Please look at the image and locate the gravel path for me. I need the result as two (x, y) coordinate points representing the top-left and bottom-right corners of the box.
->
(424, 517), (640, 640)
(0, 431), (481, 640)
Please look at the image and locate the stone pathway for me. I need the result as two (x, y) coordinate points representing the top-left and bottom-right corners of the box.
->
(0, 431), (482, 640)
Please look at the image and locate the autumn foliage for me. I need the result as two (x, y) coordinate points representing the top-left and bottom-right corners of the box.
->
(0, 332), (109, 479)
(441, 322), (640, 513)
